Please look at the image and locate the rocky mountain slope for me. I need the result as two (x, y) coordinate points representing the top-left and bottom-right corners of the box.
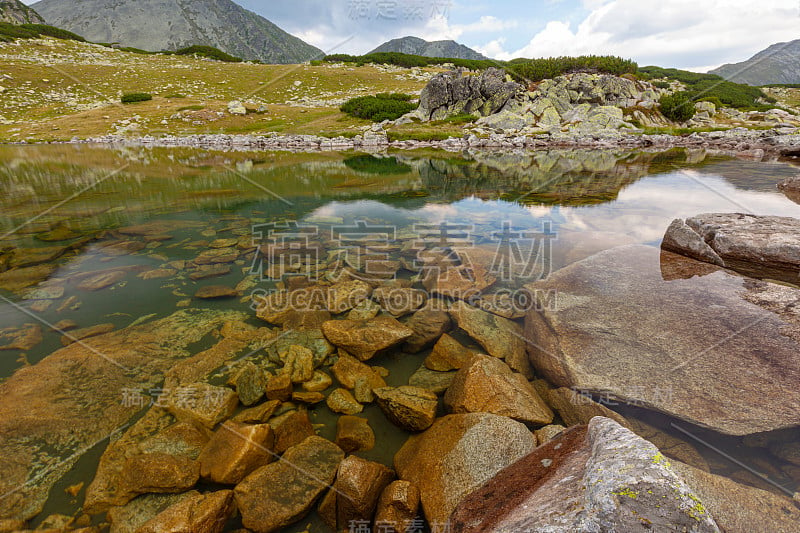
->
(0, 0), (44, 24)
(710, 39), (800, 86)
(30, 0), (323, 63)
(369, 36), (488, 60)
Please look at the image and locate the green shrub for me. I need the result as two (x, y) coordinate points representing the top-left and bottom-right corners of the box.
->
(653, 81), (671, 89)
(508, 56), (638, 83)
(659, 92), (696, 122)
(175, 45), (242, 63)
(640, 66), (774, 110)
(340, 94), (417, 122)
(325, 52), (497, 71)
(309, 60), (324, 66)
(121, 92), (153, 104)
(19, 24), (85, 41)
(0, 22), (85, 42)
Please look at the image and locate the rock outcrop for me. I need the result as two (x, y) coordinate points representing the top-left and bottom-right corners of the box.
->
(393, 413), (536, 526)
(0, 0), (44, 24)
(662, 213), (800, 284)
(417, 68), (523, 121)
(450, 417), (720, 532)
(524, 245), (800, 436)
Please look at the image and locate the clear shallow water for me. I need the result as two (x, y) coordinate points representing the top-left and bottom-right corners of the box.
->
(0, 145), (798, 530)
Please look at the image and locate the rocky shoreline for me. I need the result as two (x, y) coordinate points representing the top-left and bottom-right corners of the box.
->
(5, 126), (788, 159)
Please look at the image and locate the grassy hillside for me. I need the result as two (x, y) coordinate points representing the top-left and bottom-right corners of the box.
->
(0, 37), (436, 141)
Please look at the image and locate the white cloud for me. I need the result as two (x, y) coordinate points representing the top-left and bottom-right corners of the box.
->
(482, 0), (800, 70)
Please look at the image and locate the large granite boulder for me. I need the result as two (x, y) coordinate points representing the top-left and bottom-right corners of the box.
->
(394, 413), (536, 526)
(662, 213), (800, 284)
(450, 417), (720, 532)
(417, 68), (522, 121)
(671, 461), (800, 533)
(524, 245), (800, 436)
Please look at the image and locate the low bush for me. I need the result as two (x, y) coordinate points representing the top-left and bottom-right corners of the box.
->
(121, 92), (153, 104)
(640, 66), (775, 110)
(325, 52), (497, 71)
(175, 45), (242, 63)
(340, 93), (417, 122)
(659, 92), (696, 122)
(508, 55), (638, 83)
(0, 22), (85, 42)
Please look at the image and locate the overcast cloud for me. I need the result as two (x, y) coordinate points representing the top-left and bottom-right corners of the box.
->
(25, 0), (800, 71)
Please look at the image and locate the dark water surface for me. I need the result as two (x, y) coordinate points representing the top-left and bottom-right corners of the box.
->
(0, 145), (798, 530)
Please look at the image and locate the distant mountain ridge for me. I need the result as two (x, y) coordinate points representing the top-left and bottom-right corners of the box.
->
(0, 0), (44, 24)
(710, 39), (800, 86)
(30, 0), (323, 64)
(369, 36), (489, 61)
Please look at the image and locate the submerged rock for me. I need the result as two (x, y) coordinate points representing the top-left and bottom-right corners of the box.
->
(662, 213), (800, 284)
(450, 300), (533, 378)
(0, 323), (42, 351)
(450, 417), (720, 532)
(424, 333), (477, 371)
(374, 386), (438, 432)
(335, 415), (375, 453)
(525, 245), (800, 436)
(135, 490), (235, 533)
(322, 316), (413, 361)
(234, 436), (344, 533)
(374, 480), (421, 533)
(444, 355), (553, 425)
(394, 413), (536, 526)
(332, 455), (395, 530)
(672, 460), (800, 533)
(198, 422), (275, 485)
(778, 175), (800, 204)
(403, 306), (452, 353)
(0, 308), (245, 521)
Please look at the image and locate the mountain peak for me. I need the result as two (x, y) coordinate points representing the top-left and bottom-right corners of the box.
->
(710, 39), (800, 86)
(369, 36), (489, 61)
(30, 0), (323, 64)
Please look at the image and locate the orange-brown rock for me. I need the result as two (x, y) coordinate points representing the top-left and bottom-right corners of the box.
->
(374, 480), (420, 533)
(374, 386), (437, 432)
(333, 456), (395, 530)
(198, 422), (275, 484)
(135, 490), (236, 533)
(334, 415), (375, 453)
(331, 352), (386, 390)
(444, 355), (553, 425)
(269, 409), (315, 454)
(424, 333), (475, 371)
(449, 300), (533, 378)
(403, 307), (452, 353)
(394, 413), (536, 526)
(120, 453), (199, 498)
(322, 317), (413, 361)
(234, 436), (344, 533)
